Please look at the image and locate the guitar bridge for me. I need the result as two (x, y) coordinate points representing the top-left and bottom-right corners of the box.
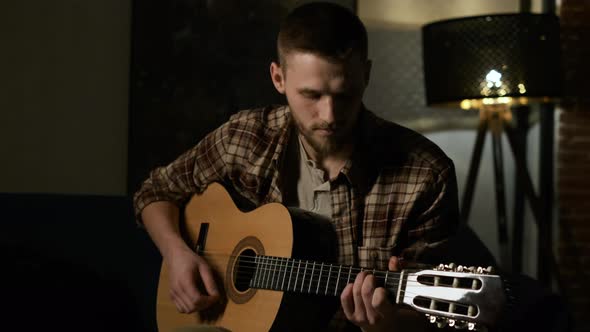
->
(194, 222), (209, 255)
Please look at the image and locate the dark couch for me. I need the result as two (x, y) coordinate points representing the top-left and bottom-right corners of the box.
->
(1, 193), (161, 332)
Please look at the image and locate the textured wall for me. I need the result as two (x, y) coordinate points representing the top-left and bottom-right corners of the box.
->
(558, 1), (590, 331)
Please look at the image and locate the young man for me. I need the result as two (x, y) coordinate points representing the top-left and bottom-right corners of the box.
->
(134, 2), (459, 331)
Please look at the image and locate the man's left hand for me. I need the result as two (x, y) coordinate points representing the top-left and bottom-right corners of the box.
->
(340, 256), (400, 332)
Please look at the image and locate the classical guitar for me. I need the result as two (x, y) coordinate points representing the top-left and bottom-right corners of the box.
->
(156, 183), (507, 332)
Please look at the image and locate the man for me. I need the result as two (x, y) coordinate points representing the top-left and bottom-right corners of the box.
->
(134, 2), (459, 331)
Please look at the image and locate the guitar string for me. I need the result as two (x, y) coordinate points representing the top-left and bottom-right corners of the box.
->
(202, 253), (413, 285)
(190, 252), (484, 312)
(200, 252), (486, 291)
(198, 251), (486, 286)
(230, 268), (471, 301)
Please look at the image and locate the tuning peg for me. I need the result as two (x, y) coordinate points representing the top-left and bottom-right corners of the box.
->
(453, 320), (469, 329)
(468, 322), (476, 330)
(437, 317), (448, 328)
(448, 319), (456, 327)
(426, 315), (450, 328)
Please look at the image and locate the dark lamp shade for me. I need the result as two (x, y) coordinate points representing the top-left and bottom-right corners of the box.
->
(422, 13), (561, 109)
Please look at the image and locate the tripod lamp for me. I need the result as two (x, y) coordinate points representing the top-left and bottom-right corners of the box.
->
(422, 13), (561, 271)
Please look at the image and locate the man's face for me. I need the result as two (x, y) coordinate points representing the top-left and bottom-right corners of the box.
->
(270, 52), (371, 156)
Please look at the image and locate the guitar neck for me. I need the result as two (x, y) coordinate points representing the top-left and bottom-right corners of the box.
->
(248, 255), (406, 302)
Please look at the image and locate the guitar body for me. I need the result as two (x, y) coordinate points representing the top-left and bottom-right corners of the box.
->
(156, 183), (339, 332)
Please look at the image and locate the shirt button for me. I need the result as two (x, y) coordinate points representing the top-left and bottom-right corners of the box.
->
(370, 250), (378, 260)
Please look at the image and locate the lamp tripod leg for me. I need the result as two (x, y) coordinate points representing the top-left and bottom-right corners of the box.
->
(504, 123), (565, 293)
(460, 112), (488, 225)
(490, 113), (510, 270)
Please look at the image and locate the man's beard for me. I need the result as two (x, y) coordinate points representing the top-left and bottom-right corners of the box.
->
(298, 122), (353, 157)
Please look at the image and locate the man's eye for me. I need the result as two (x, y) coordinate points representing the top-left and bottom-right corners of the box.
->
(304, 93), (321, 100)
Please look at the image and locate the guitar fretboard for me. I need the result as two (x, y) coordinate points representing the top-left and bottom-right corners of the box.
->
(247, 255), (404, 300)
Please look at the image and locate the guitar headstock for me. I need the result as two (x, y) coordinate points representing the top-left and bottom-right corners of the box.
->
(401, 263), (506, 331)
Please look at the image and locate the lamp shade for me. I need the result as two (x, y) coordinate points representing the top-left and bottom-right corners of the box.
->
(422, 13), (561, 109)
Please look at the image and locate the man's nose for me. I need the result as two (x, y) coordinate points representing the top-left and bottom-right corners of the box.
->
(318, 96), (335, 124)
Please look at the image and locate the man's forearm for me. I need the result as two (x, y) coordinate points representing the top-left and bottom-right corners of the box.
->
(141, 201), (190, 258)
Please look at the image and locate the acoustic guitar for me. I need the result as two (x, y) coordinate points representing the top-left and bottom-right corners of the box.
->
(156, 183), (507, 331)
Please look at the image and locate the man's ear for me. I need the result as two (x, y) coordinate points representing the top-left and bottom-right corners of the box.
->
(270, 62), (286, 94)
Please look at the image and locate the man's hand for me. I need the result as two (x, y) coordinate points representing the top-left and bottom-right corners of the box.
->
(141, 201), (221, 314)
(341, 256), (401, 332)
(165, 247), (220, 314)
(341, 257), (430, 332)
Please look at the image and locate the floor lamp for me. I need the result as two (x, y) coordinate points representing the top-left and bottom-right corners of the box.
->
(422, 13), (561, 282)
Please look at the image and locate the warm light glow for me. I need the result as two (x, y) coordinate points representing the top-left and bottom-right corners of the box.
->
(480, 69), (511, 97)
(458, 96), (536, 110)
(518, 83), (527, 94)
(486, 70), (502, 84)
(460, 100), (473, 109)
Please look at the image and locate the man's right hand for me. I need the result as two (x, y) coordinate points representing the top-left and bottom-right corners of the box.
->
(140, 201), (221, 314)
(164, 246), (220, 314)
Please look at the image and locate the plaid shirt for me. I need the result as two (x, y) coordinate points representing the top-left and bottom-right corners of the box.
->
(133, 104), (459, 330)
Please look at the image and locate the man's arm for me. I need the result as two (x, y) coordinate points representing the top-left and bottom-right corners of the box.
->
(400, 160), (460, 264)
(142, 201), (219, 313)
(134, 123), (231, 313)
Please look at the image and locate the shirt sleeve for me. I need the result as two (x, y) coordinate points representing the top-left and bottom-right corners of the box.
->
(132, 121), (230, 226)
(399, 159), (460, 264)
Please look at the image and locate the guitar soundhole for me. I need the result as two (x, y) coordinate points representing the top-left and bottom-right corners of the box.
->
(234, 249), (257, 292)
(226, 236), (264, 304)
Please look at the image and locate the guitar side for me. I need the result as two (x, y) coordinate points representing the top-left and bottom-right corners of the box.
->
(156, 183), (294, 332)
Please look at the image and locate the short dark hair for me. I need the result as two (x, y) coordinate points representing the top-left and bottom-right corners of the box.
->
(277, 2), (368, 66)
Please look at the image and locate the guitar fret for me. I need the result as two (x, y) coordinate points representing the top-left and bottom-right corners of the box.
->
(308, 262), (316, 293)
(265, 257), (272, 289)
(252, 256), (259, 288)
(334, 265), (342, 296)
(257, 256), (263, 289)
(384, 270), (389, 289)
(270, 258), (281, 289)
(263, 256), (268, 288)
(346, 266), (352, 285)
(301, 261), (308, 292)
(281, 258), (288, 291)
(269, 257), (276, 290)
(277, 258), (284, 290)
(287, 259), (292, 290)
(325, 264), (332, 295)
(396, 270), (405, 304)
(316, 263), (323, 294)
(258, 256), (264, 289)
(294, 260), (301, 290)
